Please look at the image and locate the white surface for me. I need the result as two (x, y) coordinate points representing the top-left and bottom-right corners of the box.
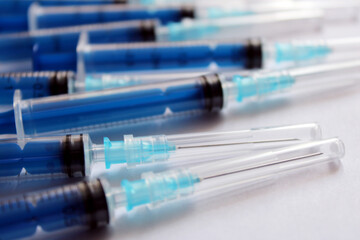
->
(29, 20), (360, 240)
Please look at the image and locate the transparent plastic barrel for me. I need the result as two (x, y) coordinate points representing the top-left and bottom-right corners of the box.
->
(0, 20), (159, 72)
(12, 76), (216, 138)
(29, 3), (190, 30)
(77, 39), (250, 75)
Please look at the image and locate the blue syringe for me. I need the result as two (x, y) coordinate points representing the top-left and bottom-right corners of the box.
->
(28, 3), (197, 30)
(1, 59), (359, 138)
(0, 123), (321, 177)
(78, 36), (360, 83)
(0, 20), (160, 73)
(4, 35), (357, 103)
(77, 36), (338, 76)
(0, 0), (216, 33)
(29, 6), (323, 37)
(28, 0), (360, 31)
(0, 10), (322, 73)
(0, 138), (344, 239)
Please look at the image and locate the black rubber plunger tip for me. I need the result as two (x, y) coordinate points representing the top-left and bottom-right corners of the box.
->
(49, 71), (74, 96)
(245, 39), (263, 69)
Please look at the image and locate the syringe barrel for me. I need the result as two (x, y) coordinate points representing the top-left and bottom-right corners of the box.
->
(12, 74), (224, 137)
(0, 134), (88, 177)
(82, 70), (210, 91)
(33, 20), (160, 71)
(0, 71), (73, 104)
(0, 20), (159, 72)
(29, 4), (195, 30)
(0, 179), (109, 239)
(77, 39), (262, 75)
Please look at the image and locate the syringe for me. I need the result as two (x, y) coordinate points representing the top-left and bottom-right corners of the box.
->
(28, 3), (197, 30)
(0, 0), (128, 33)
(0, 36), (329, 103)
(137, 10), (321, 42)
(29, 6), (323, 36)
(78, 37), (357, 75)
(0, 123), (321, 177)
(79, 36), (360, 80)
(0, 10), (322, 73)
(0, 138), (345, 239)
(0, 20), (160, 73)
(0, 0), (219, 33)
(4, 35), (355, 103)
(29, 0), (360, 31)
(1, 59), (360, 138)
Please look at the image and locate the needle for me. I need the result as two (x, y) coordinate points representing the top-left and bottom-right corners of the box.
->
(177, 138), (301, 149)
(202, 152), (323, 180)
